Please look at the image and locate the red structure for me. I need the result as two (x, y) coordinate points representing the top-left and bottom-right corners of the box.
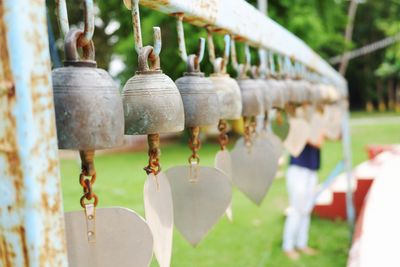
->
(313, 145), (398, 220)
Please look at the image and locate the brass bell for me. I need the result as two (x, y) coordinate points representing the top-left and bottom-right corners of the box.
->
(52, 29), (124, 150)
(237, 78), (264, 117)
(268, 79), (285, 109)
(175, 55), (219, 127)
(210, 72), (242, 120)
(251, 66), (273, 112)
(122, 46), (184, 134)
(207, 33), (242, 120)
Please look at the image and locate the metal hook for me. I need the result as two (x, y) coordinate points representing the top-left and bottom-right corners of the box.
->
(230, 37), (251, 78)
(56, 0), (94, 46)
(207, 30), (230, 73)
(268, 51), (276, 77)
(131, 0), (162, 56)
(176, 14), (205, 70)
(257, 49), (267, 78)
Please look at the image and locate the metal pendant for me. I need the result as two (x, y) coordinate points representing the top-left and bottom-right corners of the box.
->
(323, 104), (342, 140)
(283, 117), (311, 157)
(215, 149), (233, 221)
(271, 110), (290, 141)
(260, 130), (284, 160)
(231, 137), (279, 205)
(143, 172), (173, 267)
(166, 165), (231, 246)
(65, 207), (153, 267)
(309, 111), (325, 145)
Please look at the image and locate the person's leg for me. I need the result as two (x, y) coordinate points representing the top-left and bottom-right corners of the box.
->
(283, 166), (309, 256)
(296, 170), (318, 252)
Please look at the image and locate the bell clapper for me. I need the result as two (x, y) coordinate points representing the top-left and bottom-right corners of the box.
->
(79, 150), (99, 242)
(144, 133), (161, 192)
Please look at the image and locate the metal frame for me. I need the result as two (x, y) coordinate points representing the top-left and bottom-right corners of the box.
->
(0, 0), (68, 266)
(140, 0), (347, 90)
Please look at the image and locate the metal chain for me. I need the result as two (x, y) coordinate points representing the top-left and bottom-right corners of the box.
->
(144, 133), (162, 175)
(188, 127), (201, 164)
(243, 116), (252, 147)
(79, 150), (98, 208)
(218, 120), (229, 150)
(263, 111), (269, 130)
(79, 172), (98, 208)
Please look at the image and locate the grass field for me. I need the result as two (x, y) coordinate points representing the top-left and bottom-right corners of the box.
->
(60, 114), (400, 267)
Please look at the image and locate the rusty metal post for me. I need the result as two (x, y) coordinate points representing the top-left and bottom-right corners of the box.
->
(0, 0), (69, 266)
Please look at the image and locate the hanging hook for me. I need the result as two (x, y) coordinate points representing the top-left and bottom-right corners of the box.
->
(267, 51), (276, 77)
(56, 0), (69, 38)
(207, 30), (230, 74)
(258, 49), (267, 78)
(56, 0), (94, 46)
(231, 37), (251, 78)
(130, 0), (161, 56)
(176, 13), (205, 72)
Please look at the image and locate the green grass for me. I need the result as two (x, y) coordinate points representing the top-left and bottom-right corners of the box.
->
(350, 110), (400, 118)
(60, 115), (400, 267)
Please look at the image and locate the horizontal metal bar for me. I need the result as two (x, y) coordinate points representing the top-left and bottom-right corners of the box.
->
(140, 0), (347, 90)
(330, 32), (400, 64)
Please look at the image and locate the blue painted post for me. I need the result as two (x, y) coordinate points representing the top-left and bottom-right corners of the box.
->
(0, 0), (69, 266)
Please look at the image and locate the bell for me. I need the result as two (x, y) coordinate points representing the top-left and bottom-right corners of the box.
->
(237, 78), (264, 117)
(209, 62), (242, 120)
(210, 73), (242, 120)
(122, 46), (184, 134)
(258, 79), (273, 112)
(52, 29), (124, 150)
(175, 55), (219, 127)
(268, 79), (285, 109)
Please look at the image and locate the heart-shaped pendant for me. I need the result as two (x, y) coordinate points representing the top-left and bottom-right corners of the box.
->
(215, 150), (233, 221)
(166, 165), (231, 246)
(65, 207), (153, 267)
(144, 172), (173, 267)
(284, 118), (311, 157)
(271, 110), (290, 141)
(260, 130), (284, 160)
(309, 112), (325, 145)
(323, 105), (342, 140)
(231, 137), (279, 205)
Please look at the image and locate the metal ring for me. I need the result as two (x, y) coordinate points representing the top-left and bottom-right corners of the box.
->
(64, 29), (95, 63)
(80, 193), (98, 208)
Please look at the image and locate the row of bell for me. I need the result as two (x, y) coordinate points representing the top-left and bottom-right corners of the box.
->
(52, 29), (344, 151)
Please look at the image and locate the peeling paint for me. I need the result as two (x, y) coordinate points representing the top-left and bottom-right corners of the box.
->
(0, 0), (68, 266)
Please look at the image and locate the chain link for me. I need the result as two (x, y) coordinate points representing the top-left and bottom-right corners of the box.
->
(79, 150), (98, 208)
(79, 172), (98, 208)
(144, 134), (162, 175)
(188, 127), (201, 164)
(218, 120), (229, 150)
(243, 116), (252, 147)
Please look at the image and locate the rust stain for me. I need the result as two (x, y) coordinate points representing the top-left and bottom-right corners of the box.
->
(141, 0), (170, 10)
(18, 226), (29, 266)
(0, 235), (13, 267)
